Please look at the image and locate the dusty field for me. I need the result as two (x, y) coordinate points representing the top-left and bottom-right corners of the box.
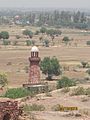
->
(20, 87), (90, 120)
(0, 46), (90, 87)
(0, 25), (90, 120)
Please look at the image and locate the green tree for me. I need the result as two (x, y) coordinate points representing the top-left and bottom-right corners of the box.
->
(40, 57), (61, 80)
(0, 31), (9, 39)
(23, 29), (33, 38)
(87, 41), (90, 46)
(44, 39), (49, 47)
(26, 40), (31, 46)
(3, 40), (11, 45)
(0, 73), (8, 87)
(62, 36), (70, 45)
(35, 30), (40, 35)
(40, 27), (47, 34)
(81, 61), (88, 68)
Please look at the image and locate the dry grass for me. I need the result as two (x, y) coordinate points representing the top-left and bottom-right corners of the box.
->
(0, 25), (90, 88)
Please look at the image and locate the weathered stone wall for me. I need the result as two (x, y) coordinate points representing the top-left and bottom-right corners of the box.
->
(0, 99), (21, 120)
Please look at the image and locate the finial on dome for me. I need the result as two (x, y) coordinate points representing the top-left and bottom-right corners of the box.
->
(31, 46), (39, 52)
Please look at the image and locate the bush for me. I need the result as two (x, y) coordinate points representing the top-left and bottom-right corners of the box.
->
(3, 40), (11, 45)
(44, 39), (49, 47)
(87, 41), (90, 46)
(16, 35), (21, 39)
(86, 69), (90, 76)
(24, 66), (29, 73)
(51, 104), (61, 111)
(85, 88), (90, 95)
(4, 88), (32, 99)
(62, 36), (70, 45)
(0, 73), (8, 87)
(71, 87), (90, 96)
(23, 104), (45, 112)
(57, 76), (76, 89)
(45, 92), (52, 97)
(26, 40), (31, 46)
(81, 61), (88, 68)
(13, 41), (18, 46)
(35, 30), (40, 35)
(71, 87), (85, 96)
(61, 87), (70, 93)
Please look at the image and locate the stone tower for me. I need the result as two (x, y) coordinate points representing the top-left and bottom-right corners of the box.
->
(29, 46), (40, 85)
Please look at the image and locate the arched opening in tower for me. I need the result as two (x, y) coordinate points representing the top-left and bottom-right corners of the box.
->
(3, 113), (11, 120)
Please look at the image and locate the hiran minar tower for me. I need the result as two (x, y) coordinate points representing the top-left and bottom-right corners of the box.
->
(29, 46), (41, 84)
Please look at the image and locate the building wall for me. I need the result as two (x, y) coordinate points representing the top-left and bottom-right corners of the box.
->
(0, 101), (20, 120)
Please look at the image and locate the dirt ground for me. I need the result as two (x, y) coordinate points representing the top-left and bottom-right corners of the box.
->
(20, 87), (90, 120)
(0, 26), (90, 120)
(0, 46), (90, 87)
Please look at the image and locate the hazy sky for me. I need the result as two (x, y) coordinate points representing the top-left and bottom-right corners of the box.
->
(0, 0), (90, 8)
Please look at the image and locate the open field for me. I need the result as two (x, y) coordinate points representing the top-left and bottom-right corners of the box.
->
(0, 25), (90, 120)
(0, 46), (90, 87)
(0, 25), (90, 86)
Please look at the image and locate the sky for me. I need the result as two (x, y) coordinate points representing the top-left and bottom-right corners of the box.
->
(0, 0), (90, 9)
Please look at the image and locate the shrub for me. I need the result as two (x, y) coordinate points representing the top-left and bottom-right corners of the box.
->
(16, 35), (21, 39)
(13, 41), (18, 46)
(23, 104), (45, 112)
(71, 87), (90, 96)
(85, 88), (90, 95)
(24, 66), (29, 73)
(31, 40), (36, 46)
(61, 87), (70, 93)
(57, 76), (76, 89)
(3, 40), (11, 45)
(26, 40), (31, 46)
(4, 88), (32, 99)
(0, 73), (8, 87)
(35, 30), (40, 35)
(45, 92), (52, 97)
(81, 61), (88, 68)
(51, 104), (61, 111)
(7, 62), (12, 66)
(79, 109), (89, 116)
(44, 39), (49, 47)
(87, 41), (90, 46)
(81, 97), (89, 102)
(86, 69), (90, 76)
(71, 87), (85, 96)
(62, 36), (70, 45)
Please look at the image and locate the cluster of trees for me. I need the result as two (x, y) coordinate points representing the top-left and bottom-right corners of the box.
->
(0, 31), (9, 39)
(0, 9), (90, 29)
(21, 10), (88, 29)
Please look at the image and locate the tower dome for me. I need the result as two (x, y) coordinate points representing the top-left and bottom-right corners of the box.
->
(31, 46), (39, 52)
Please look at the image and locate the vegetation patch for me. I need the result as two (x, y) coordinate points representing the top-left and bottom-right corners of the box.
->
(4, 88), (33, 99)
(61, 87), (70, 93)
(71, 87), (90, 96)
(57, 76), (76, 89)
(23, 104), (45, 112)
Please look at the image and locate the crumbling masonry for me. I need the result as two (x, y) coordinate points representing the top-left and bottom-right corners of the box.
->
(0, 98), (21, 120)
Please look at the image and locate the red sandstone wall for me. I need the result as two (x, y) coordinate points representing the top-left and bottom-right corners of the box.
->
(0, 101), (20, 120)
